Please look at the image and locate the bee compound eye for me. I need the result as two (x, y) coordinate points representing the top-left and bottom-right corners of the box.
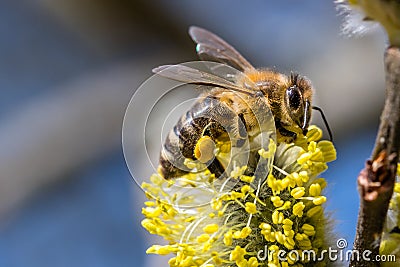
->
(287, 86), (301, 110)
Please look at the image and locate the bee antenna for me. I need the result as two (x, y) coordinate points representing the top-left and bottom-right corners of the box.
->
(290, 72), (299, 84)
(312, 106), (333, 142)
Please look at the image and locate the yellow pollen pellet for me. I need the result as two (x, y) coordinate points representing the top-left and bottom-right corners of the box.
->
(194, 136), (216, 163)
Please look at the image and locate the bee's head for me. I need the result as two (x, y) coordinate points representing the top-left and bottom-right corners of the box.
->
(284, 73), (313, 136)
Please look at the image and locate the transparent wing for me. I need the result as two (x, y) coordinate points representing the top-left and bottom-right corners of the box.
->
(153, 63), (257, 96)
(189, 26), (256, 72)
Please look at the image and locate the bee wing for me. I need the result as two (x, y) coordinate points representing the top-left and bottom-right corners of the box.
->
(153, 64), (257, 96)
(189, 26), (256, 72)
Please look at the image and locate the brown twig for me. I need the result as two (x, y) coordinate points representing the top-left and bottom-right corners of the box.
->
(350, 47), (400, 266)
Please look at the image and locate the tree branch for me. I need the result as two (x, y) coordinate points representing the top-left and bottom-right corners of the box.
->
(351, 47), (400, 266)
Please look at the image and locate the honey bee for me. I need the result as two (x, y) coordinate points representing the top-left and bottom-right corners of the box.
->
(154, 26), (329, 180)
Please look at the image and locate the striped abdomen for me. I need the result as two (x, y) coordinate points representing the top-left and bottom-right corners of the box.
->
(159, 94), (242, 179)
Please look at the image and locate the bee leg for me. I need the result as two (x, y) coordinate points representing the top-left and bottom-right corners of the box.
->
(244, 151), (260, 176)
(207, 157), (226, 179)
(275, 119), (297, 143)
(236, 113), (248, 147)
(238, 113), (247, 138)
(236, 139), (246, 147)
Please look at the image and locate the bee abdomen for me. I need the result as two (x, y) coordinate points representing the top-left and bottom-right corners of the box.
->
(159, 97), (232, 179)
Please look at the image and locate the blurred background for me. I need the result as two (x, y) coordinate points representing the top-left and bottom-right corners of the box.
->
(0, 1), (388, 266)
